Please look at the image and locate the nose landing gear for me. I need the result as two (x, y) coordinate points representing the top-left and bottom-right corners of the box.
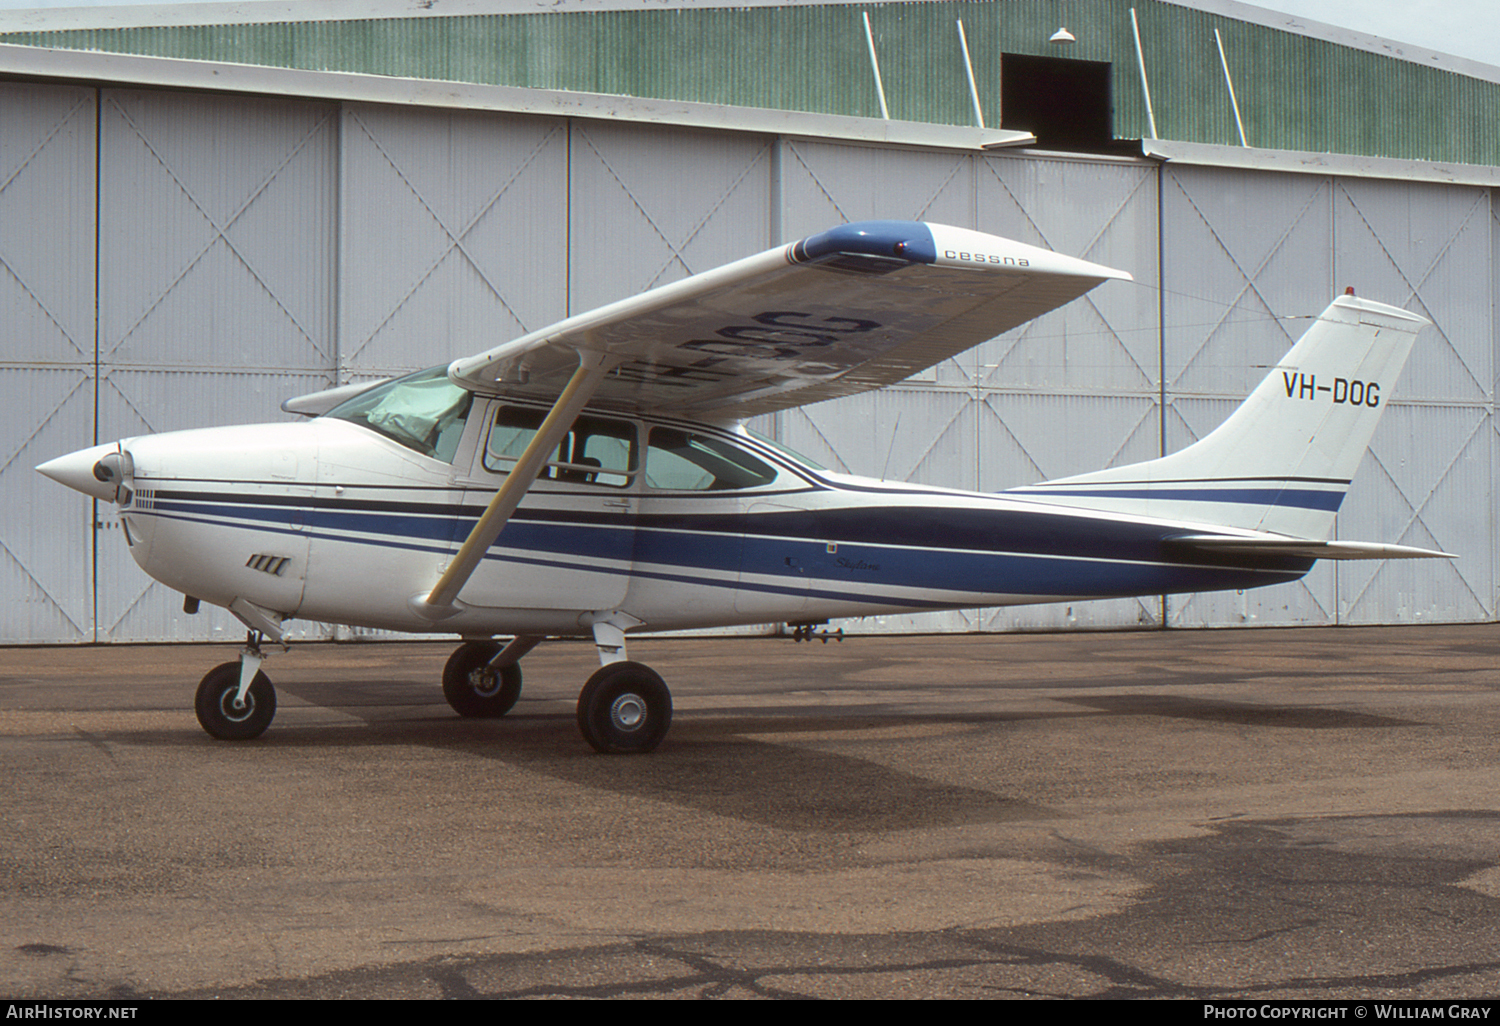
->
(195, 635), (276, 740)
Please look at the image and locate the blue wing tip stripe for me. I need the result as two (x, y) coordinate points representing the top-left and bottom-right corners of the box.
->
(792, 221), (937, 268)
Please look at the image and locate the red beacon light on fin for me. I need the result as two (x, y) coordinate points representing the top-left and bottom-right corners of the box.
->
(1345, 286), (1356, 295)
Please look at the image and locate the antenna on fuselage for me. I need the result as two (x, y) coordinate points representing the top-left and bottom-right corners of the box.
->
(881, 413), (902, 480)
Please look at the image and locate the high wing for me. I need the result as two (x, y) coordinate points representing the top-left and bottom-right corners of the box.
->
(420, 221), (1129, 620)
(447, 220), (1131, 420)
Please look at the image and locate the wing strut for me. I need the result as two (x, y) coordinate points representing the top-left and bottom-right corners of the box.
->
(411, 351), (617, 621)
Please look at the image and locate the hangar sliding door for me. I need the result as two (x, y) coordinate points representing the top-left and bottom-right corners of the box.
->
(0, 82), (97, 643)
(567, 120), (773, 313)
(94, 89), (339, 642)
(970, 153), (1162, 633)
(338, 104), (570, 378)
(1159, 164), (1338, 628)
(1330, 177), (1492, 626)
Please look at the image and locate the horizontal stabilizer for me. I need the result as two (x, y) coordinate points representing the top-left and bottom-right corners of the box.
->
(1167, 535), (1453, 561)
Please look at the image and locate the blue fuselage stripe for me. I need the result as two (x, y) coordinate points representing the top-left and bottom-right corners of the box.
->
(134, 489), (1311, 606)
(1011, 486), (1344, 511)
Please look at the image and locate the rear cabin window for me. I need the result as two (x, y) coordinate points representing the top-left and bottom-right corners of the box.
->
(645, 428), (778, 491)
(484, 407), (636, 488)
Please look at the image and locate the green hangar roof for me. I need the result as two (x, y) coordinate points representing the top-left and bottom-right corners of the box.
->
(4, 0), (1499, 167)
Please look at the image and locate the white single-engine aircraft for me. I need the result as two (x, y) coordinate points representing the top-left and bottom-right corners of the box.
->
(38, 220), (1449, 753)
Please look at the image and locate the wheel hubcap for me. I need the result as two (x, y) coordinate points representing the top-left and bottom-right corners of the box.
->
(469, 668), (501, 698)
(610, 692), (646, 732)
(219, 689), (254, 723)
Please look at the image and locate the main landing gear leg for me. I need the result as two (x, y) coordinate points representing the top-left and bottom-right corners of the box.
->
(576, 612), (672, 755)
(442, 635), (540, 718)
(195, 631), (277, 740)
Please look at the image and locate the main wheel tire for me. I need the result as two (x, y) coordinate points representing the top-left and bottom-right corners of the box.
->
(443, 640), (523, 718)
(195, 661), (276, 740)
(576, 661), (672, 754)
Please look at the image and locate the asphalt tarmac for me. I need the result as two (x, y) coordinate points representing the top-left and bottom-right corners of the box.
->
(2, 624), (1499, 1000)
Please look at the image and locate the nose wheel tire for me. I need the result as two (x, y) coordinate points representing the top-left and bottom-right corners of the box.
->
(576, 661), (672, 754)
(195, 662), (276, 740)
(443, 640), (523, 718)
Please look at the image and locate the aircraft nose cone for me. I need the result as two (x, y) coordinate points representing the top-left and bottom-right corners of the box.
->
(37, 442), (130, 502)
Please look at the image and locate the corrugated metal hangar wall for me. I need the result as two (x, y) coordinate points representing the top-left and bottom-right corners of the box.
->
(3, 79), (1492, 643)
(10, 0), (1500, 166)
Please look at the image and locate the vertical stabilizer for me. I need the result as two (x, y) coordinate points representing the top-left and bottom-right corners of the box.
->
(1008, 294), (1428, 538)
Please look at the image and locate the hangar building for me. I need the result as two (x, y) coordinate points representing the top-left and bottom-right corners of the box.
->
(2, 0), (1497, 643)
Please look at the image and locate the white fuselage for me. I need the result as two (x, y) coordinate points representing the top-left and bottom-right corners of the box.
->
(108, 393), (1309, 639)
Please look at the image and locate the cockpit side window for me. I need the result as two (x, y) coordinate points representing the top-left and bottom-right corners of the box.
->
(484, 406), (636, 488)
(323, 366), (473, 463)
(645, 428), (779, 491)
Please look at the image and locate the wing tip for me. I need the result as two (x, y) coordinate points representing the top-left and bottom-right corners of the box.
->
(790, 220), (1135, 285)
(793, 220), (938, 268)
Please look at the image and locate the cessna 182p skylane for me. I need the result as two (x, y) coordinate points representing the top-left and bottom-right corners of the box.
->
(38, 220), (1449, 754)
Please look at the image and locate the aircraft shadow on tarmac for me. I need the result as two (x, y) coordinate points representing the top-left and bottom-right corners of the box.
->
(101, 676), (1418, 832)
(114, 688), (1065, 832)
(1061, 694), (1418, 729)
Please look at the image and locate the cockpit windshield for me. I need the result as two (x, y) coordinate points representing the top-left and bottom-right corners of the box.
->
(324, 366), (473, 463)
